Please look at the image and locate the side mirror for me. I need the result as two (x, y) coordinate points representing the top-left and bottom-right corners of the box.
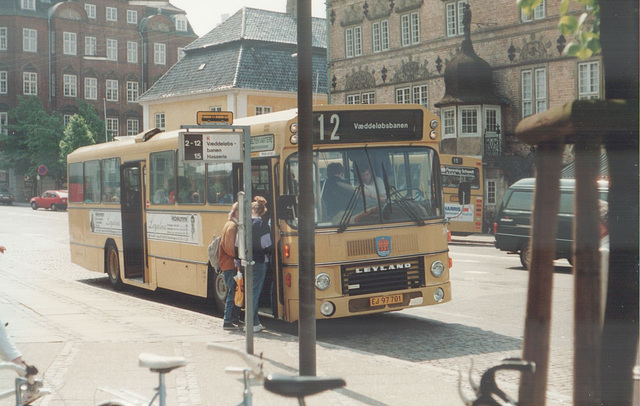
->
(277, 194), (297, 221)
(458, 181), (471, 205)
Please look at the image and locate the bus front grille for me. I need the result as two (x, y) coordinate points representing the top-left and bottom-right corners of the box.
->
(341, 257), (425, 296)
(346, 234), (418, 257)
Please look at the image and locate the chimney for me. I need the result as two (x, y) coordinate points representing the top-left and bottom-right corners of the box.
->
(286, 0), (297, 16)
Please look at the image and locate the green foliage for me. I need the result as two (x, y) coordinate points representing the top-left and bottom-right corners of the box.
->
(59, 115), (95, 164)
(0, 96), (65, 179)
(76, 99), (105, 144)
(519, 0), (601, 58)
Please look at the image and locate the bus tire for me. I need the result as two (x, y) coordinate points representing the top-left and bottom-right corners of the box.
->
(106, 243), (123, 290)
(208, 265), (227, 313)
(520, 245), (531, 270)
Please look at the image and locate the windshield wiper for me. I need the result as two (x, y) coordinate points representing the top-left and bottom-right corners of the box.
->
(386, 186), (425, 226)
(337, 184), (364, 233)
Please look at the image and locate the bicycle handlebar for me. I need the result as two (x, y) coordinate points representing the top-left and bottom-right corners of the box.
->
(207, 343), (264, 379)
(0, 361), (27, 376)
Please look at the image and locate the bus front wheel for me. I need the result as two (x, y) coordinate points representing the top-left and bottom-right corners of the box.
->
(106, 243), (123, 290)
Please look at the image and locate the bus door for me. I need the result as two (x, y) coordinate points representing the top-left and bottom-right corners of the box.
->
(251, 158), (278, 318)
(120, 161), (148, 282)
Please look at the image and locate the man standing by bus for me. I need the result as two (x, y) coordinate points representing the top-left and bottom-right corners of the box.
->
(219, 203), (241, 330)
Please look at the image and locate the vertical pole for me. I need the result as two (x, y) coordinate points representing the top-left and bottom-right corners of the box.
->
(103, 98), (108, 143)
(518, 139), (565, 406)
(240, 127), (254, 355)
(297, 0), (316, 376)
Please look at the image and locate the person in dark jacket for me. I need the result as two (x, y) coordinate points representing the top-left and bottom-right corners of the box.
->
(321, 162), (354, 221)
(250, 196), (272, 332)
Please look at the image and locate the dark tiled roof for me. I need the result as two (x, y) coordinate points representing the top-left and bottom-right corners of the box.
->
(139, 8), (327, 102)
(186, 7), (326, 51)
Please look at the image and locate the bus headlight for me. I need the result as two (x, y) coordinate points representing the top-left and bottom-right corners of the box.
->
(430, 260), (445, 277)
(320, 301), (336, 316)
(430, 119), (438, 129)
(429, 130), (438, 140)
(434, 288), (445, 302)
(315, 273), (331, 290)
(289, 134), (299, 144)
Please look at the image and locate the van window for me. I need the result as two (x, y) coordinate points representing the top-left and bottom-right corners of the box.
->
(559, 192), (574, 214)
(505, 191), (532, 211)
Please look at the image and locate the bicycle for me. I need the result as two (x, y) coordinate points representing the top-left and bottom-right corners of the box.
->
(95, 353), (187, 406)
(458, 358), (536, 406)
(208, 343), (346, 406)
(0, 361), (49, 406)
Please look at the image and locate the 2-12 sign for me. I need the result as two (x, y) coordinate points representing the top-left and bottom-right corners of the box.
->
(183, 133), (203, 160)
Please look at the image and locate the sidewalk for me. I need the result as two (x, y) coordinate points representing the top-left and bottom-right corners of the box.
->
(1, 260), (465, 406)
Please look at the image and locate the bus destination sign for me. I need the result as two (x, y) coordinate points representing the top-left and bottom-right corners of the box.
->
(180, 132), (243, 163)
(313, 109), (423, 144)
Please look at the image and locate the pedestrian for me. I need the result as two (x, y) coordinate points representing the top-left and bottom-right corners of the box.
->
(250, 197), (272, 332)
(0, 321), (25, 366)
(321, 162), (354, 221)
(219, 202), (242, 330)
(0, 246), (5, 254)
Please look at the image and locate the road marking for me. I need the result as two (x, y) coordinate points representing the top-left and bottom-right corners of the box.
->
(463, 270), (488, 274)
(452, 259), (481, 263)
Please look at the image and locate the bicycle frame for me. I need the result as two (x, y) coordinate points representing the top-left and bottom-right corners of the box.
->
(0, 362), (49, 406)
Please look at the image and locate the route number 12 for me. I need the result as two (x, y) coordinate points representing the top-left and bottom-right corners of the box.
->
(317, 113), (340, 141)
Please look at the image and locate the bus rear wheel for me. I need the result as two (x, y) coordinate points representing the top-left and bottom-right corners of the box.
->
(213, 270), (227, 313)
(106, 243), (123, 290)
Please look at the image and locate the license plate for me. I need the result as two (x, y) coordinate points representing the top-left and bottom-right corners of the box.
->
(370, 294), (403, 306)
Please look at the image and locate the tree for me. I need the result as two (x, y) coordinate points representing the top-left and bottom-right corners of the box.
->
(0, 96), (64, 180)
(76, 99), (105, 143)
(59, 115), (95, 164)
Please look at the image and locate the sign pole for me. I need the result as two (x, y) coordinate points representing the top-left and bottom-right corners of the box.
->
(297, 0), (316, 376)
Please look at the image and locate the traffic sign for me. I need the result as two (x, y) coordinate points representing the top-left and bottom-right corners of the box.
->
(37, 165), (47, 176)
(197, 111), (233, 125)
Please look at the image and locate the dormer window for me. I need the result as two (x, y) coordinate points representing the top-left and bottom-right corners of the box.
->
(21, 0), (35, 11)
(175, 15), (187, 32)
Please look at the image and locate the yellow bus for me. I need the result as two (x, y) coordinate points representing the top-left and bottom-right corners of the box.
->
(67, 104), (451, 322)
(441, 155), (483, 235)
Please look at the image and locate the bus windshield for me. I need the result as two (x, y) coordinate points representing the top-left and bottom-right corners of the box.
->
(284, 146), (442, 229)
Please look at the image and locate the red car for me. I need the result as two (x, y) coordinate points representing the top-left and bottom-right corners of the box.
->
(30, 190), (68, 211)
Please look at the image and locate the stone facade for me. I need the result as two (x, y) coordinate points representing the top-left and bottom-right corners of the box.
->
(327, 0), (603, 229)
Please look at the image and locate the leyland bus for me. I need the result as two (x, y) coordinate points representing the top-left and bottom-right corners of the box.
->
(440, 154), (483, 235)
(67, 104), (452, 322)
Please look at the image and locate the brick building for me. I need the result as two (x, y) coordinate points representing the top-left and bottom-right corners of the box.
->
(327, 0), (603, 228)
(0, 0), (196, 198)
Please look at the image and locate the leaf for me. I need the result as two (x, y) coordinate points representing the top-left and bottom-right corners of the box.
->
(558, 15), (578, 35)
(563, 41), (582, 56)
(575, 47), (594, 59)
(517, 0), (543, 16)
(585, 37), (601, 54)
(560, 0), (570, 15)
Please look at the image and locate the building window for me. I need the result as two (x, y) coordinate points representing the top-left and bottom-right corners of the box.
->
(0, 28), (7, 51)
(84, 77), (97, 100)
(127, 10), (137, 24)
(21, 0), (35, 11)
(154, 43), (166, 65)
(521, 68), (547, 117)
(107, 39), (118, 61)
(522, 0), (545, 22)
(372, 20), (389, 52)
(0, 71), (6, 94)
(175, 15), (187, 32)
(177, 47), (185, 61)
(446, 1), (467, 37)
(395, 87), (411, 104)
(345, 26), (362, 58)
(106, 118), (118, 138)
(106, 7), (117, 22)
(127, 119), (139, 135)
(154, 113), (165, 130)
(401, 12), (420, 45)
(0, 112), (7, 135)
(127, 41), (138, 63)
(460, 106), (479, 135)
(23, 72), (37, 95)
(255, 106), (272, 115)
(23, 28), (37, 52)
(106, 79), (118, 101)
(484, 107), (500, 133)
(126, 81), (139, 102)
(412, 84), (428, 107)
(64, 114), (73, 127)
(63, 32), (76, 55)
(63, 74), (77, 97)
(442, 108), (456, 138)
(347, 92), (375, 104)
(85, 4), (96, 19)
(85, 36), (97, 56)
(578, 61), (600, 99)
(486, 179), (497, 205)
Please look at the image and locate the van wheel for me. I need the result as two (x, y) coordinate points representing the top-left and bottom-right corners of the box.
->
(520, 245), (531, 270)
(51, 204), (57, 211)
(106, 243), (123, 290)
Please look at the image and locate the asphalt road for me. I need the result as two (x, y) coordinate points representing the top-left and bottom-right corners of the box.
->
(0, 204), (575, 403)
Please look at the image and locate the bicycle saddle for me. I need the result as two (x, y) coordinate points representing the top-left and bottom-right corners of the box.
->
(264, 373), (345, 398)
(138, 353), (187, 373)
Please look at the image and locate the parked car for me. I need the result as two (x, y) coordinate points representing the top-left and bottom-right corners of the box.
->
(30, 190), (68, 211)
(0, 187), (15, 205)
(494, 178), (608, 269)
(0, 187), (16, 205)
